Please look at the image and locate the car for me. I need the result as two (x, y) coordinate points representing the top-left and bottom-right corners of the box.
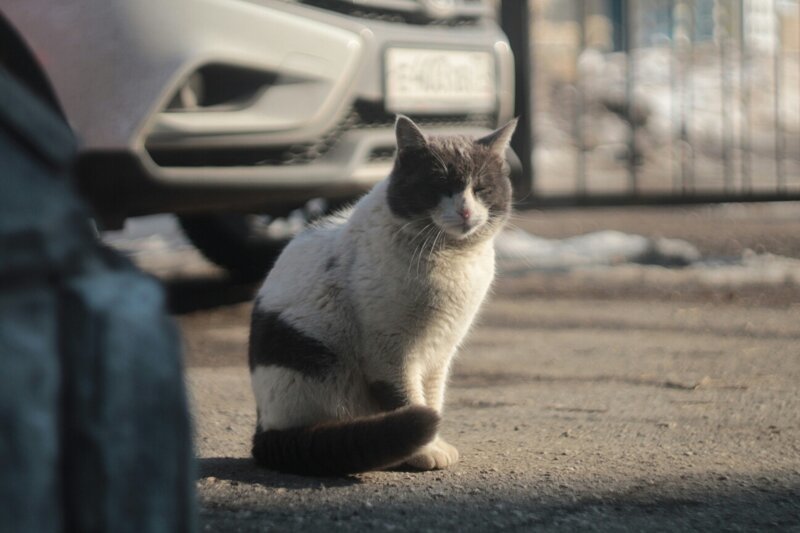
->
(2, 0), (517, 277)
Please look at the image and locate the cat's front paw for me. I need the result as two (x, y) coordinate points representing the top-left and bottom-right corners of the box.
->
(405, 438), (459, 470)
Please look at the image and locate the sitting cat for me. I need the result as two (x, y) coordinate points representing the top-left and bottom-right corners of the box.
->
(249, 115), (516, 475)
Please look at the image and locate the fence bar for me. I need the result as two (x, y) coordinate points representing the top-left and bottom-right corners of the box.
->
(574, 0), (587, 194)
(669, 0), (681, 191)
(773, 0), (785, 190)
(688, 0), (696, 191)
(520, 190), (800, 208)
(739, 0), (752, 192)
(500, 0), (534, 200)
(677, 0), (696, 192)
(623, 0), (638, 194)
(677, 0), (687, 192)
(719, 2), (733, 192)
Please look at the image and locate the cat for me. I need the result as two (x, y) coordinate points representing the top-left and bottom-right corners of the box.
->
(249, 115), (517, 475)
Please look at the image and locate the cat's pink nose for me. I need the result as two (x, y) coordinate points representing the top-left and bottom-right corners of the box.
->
(458, 207), (471, 221)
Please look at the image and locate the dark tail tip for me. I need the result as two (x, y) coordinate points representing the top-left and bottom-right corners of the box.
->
(392, 405), (440, 448)
(253, 405), (439, 476)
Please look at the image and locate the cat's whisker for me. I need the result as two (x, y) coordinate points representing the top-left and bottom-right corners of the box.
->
(406, 223), (435, 278)
(417, 224), (439, 270)
(510, 190), (534, 206)
(409, 222), (434, 243)
(502, 222), (524, 233)
(404, 223), (432, 270)
(429, 227), (445, 262)
(430, 149), (449, 175)
(391, 219), (421, 242)
(423, 227), (441, 270)
(476, 157), (490, 182)
(415, 225), (439, 277)
(503, 210), (527, 219)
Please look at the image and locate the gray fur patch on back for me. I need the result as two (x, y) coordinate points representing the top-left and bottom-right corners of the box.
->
(249, 310), (337, 378)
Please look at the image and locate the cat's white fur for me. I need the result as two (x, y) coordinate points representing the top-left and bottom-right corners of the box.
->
(251, 118), (515, 469)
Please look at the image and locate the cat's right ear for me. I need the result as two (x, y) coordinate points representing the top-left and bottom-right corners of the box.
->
(476, 118), (518, 156)
(395, 115), (427, 153)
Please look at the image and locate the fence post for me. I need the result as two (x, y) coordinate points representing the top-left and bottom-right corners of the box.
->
(500, 0), (534, 201)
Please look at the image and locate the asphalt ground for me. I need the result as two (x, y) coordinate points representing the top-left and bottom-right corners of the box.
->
(127, 202), (800, 532)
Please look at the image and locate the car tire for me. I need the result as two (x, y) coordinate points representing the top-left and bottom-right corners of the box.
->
(178, 199), (336, 281)
(178, 213), (291, 281)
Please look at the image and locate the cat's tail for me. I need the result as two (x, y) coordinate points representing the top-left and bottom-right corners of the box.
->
(252, 405), (439, 476)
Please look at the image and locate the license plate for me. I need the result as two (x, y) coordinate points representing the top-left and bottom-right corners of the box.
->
(385, 48), (496, 114)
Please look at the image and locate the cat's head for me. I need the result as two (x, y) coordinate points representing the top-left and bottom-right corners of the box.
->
(387, 115), (517, 242)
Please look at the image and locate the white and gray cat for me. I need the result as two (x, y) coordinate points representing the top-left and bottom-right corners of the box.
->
(249, 115), (517, 475)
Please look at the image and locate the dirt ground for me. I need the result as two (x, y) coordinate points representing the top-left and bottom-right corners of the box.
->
(147, 203), (800, 531)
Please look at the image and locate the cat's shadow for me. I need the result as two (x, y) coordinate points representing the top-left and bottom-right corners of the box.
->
(197, 457), (362, 490)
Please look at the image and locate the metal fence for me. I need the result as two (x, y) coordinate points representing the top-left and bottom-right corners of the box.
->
(514, 0), (800, 206)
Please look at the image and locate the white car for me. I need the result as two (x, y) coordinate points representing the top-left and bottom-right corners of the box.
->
(2, 0), (516, 276)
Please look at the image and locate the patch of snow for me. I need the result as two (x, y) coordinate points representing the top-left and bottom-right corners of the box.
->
(693, 251), (800, 287)
(548, 252), (800, 290)
(103, 215), (191, 255)
(495, 228), (800, 289)
(495, 228), (700, 270)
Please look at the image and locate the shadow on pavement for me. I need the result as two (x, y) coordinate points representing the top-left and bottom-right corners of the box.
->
(199, 457), (361, 490)
(164, 277), (258, 315)
(197, 473), (800, 531)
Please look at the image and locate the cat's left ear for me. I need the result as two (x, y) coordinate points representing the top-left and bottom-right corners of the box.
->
(476, 118), (518, 156)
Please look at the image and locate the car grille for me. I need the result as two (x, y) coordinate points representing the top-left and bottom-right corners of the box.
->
(352, 100), (494, 130)
(146, 101), (495, 167)
(298, 0), (486, 26)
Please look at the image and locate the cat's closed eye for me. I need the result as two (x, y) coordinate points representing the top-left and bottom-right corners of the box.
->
(433, 181), (452, 194)
(473, 185), (487, 194)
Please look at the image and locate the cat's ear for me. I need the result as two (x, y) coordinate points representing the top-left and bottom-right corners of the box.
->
(476, 118), (518, 155)
(395, 115), (427, 152)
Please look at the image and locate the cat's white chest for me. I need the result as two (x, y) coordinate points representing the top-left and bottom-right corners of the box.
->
(356, 240), (495, 364)
(425, 246), (494, 311)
